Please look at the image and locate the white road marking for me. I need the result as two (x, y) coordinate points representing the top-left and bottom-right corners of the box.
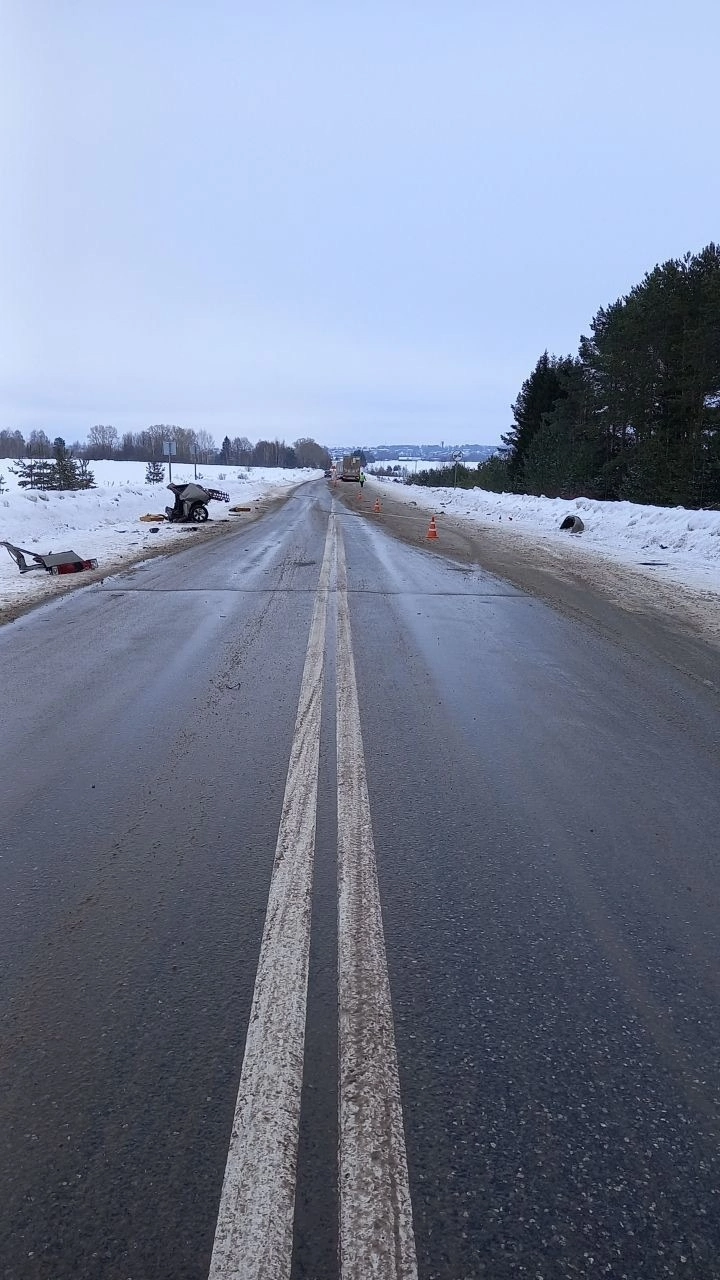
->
(335, 523), (419, 1280)
(208, 517), (335, 1280)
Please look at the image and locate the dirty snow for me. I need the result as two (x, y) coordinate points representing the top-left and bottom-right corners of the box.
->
(372, 473), (720, 595)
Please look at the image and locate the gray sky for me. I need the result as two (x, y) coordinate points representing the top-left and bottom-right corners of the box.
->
(2, 1), (719, 448)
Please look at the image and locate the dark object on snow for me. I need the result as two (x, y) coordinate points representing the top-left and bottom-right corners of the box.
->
(2, 540), (98, 575)
(559, 514), (584, 533)
(164, 483), (230, 524)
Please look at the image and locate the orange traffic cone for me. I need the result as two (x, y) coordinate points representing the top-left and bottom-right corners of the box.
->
(426, 515), (439, 540)
(373, 497), (382, 513)
(356, 488), (363, 503)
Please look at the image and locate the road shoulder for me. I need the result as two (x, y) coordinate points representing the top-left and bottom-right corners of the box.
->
(338, 483), (720, 695)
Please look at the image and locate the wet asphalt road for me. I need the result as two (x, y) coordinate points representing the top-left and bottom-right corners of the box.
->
(1, 480), (719, 1279)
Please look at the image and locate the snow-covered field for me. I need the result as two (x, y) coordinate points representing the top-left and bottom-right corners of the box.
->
(372, 473), (720, 595)
(0, 460), (321, 613)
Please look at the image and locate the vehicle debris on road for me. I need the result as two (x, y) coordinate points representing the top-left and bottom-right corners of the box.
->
(1, 541), (99, 575)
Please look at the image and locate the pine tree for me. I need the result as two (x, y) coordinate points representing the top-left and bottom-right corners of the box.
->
(76, 459), (96, 489)
(520, 358), (599, 498)
(9, 458), (56, 490)
(145, 459), (165, 484)
(474, 454), (513, 493)
(0, 472), (6, 494)
(502, 352), (571, 482)
(53, 438), (80, 490)
(505, 244), (720, 505)
(574, 244), (720, 506)
(35, 460), (57, 489)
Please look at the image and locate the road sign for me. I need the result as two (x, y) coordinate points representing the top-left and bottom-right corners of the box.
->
(163, 440), (177, 480)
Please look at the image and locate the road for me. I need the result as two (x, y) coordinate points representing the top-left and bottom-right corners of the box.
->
(1, 479), (719, 1280)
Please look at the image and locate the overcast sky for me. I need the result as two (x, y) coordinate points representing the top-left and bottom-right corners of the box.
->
(2, 1), (719, 448)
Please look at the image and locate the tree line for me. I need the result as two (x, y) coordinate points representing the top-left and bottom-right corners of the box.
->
(412, 243), (720, 509)
(0, 425), (331, 472)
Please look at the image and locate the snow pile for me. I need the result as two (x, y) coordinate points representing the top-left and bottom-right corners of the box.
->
(0, 461), (320, 611)
(379, 481), (720, 593)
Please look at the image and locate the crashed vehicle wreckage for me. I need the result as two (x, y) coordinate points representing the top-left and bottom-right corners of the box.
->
(164, 482), (229, 523)
(2, 542), (98, 575)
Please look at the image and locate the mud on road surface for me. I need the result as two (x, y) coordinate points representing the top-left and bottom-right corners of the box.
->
(335, 481), (720, 696)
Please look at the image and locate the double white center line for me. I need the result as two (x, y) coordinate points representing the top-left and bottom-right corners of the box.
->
(209, 510), (333, 1279)
(209, 513), (417, 1280)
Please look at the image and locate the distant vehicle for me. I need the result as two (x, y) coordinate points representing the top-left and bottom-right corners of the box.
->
(341, 455), (362, 482)
(324, 468), (332, 478)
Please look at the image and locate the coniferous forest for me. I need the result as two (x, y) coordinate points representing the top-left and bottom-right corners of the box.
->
(412, 244), (720, 509)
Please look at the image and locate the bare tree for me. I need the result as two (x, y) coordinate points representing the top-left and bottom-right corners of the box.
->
(232, 436), (253, 464)
(86, 425), (119, 458)
(0, 429), (26, 458)
(293, 437), (332, 469)
(28, 429), (51, 457)
(194, 429), (216, 463)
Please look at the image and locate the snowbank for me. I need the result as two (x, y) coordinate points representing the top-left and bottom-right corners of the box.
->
(373, 478), (720, 595)
(0, 461), (320, 613)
